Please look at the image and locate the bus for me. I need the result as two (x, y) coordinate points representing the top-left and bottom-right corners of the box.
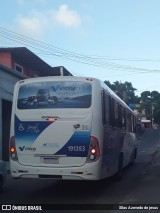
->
(10, 76), (138, 180)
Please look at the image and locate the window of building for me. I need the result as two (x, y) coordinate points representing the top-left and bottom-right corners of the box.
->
(15, 63), (23, 73)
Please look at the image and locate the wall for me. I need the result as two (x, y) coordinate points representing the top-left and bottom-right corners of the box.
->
(0, 51), (40, 77)
(0, 64), (26, 161)
(0, 52), (12, 68)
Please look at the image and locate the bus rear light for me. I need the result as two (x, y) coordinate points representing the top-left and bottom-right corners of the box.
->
(48, 118), (57, 122)
(89, 155), (95, 160)
(86, 136), (100, 162)
(19, 80), (25, 84)
(10, 136), (18, 161)
(10, 147), (15, 153)
(90, 148), (96, 154)
(86, 78), (93, 82)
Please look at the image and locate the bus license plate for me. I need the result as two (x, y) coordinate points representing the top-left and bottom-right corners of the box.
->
(43, 157), (59, 164)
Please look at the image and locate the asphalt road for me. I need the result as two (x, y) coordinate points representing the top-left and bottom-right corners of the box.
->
(1, 128), (160, 212)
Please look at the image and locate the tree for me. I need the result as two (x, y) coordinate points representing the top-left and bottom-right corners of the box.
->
(140, 90), (160, 125)
(105, 79), (160, 125)
(104, 80), (138, 105)
(151, 92), (160, 125)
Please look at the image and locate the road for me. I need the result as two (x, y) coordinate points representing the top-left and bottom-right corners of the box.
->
(1, 129), (160, 212)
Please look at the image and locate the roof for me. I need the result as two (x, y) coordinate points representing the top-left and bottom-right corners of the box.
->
(0, 47), (73, 76)
(0, 47), (53, 76)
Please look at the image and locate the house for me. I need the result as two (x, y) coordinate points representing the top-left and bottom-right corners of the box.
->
(0, 47), (72, 161)
(0, 47), (72, 77)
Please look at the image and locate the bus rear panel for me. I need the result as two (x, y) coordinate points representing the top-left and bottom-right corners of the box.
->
(10, 77), (102, 180)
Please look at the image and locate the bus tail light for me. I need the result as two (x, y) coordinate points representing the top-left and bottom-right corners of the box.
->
(10, 136), (18, 161)
(86, 136), (100, 162)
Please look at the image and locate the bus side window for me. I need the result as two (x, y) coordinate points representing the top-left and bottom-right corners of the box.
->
(118, 104), (122, 128)
(133, 116), (136, 132)
(131, 114), (136, 132)
(105, 93), (110, 126)
(114, 100), (119, 127)
(131, 115), (134, 132)
(101, 90), (106, 125)
(126, 112), (132, 132)
(122, 107), (126, 129)
(109, 96), (115, 127)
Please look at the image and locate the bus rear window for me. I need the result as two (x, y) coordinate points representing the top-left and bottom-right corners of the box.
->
(17, 81), (92, 109)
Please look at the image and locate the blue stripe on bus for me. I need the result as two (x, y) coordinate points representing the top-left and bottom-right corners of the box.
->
(15, 115), (53, 145)
(55, 131), (91, 157)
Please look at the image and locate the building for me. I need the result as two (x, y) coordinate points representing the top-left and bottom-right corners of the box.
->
(129, 105), (152, 128)
(52, 66), (73, 76)
(0, 47), (72, 161)
(0, 64), (26, 161)
(0, 47), (72, 77)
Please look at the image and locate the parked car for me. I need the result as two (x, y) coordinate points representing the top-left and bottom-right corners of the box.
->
(0, 161), (7, 192)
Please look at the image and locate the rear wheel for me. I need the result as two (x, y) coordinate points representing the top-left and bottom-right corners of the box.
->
(134, 148), (137, 159)
(130, 148), (137, 166)
(0, 176), (3, 193)
(115, 153), (123, 181)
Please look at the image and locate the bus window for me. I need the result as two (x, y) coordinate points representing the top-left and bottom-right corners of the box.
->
(101, 90), (106, 125)
(122, 107), (126, 129)
(131, 114), (136, 132)
(105, 93), (110, 126)
(109, 97), (116, 127)
(126, 112), (132, 132)
(114, 101), (119, 127)
(17, 81), (92, 109)
(118, 104), (122, 129)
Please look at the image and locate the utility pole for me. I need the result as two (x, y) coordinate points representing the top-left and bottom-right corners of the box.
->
(148, 96), (153, 128)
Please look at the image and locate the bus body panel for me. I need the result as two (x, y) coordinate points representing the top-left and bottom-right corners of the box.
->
(15, 112), (92, 167)
(101, 127), (137, 178)
(102, 127), (122, 177)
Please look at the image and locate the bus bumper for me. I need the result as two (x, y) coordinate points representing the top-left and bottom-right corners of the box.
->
(10, 159), (102, 181)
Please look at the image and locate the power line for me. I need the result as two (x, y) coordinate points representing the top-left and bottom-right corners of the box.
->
(1, 26), (160, 74)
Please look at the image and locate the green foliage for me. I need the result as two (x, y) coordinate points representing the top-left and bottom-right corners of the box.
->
(104, 80), (160, 125)
(104, 80), (139, 105)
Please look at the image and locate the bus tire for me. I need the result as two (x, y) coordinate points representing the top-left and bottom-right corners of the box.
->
(130, 148), (137, 166)
(134, 148), (137, 159)
(0, 176), (3, 193)
(115, 153), (123, 181)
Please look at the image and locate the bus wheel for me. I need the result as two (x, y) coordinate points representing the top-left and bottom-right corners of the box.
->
(134, 148), (137, 159)
(0, 176), (3, 193)
(115, 153), (123, 181)
(130, 148), (137, 166)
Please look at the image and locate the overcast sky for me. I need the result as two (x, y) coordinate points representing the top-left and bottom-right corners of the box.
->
(1, 0), (160, 96)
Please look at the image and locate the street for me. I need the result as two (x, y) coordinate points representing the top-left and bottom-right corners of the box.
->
(1, 129), (160, 212)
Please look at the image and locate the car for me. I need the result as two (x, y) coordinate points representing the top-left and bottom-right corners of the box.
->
(0, 161), (7, 192)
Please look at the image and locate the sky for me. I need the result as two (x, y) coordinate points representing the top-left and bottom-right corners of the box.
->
(1, 0), (160, 96)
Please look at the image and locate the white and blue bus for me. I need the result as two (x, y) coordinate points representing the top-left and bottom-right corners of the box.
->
(10, 76), (137, 180)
